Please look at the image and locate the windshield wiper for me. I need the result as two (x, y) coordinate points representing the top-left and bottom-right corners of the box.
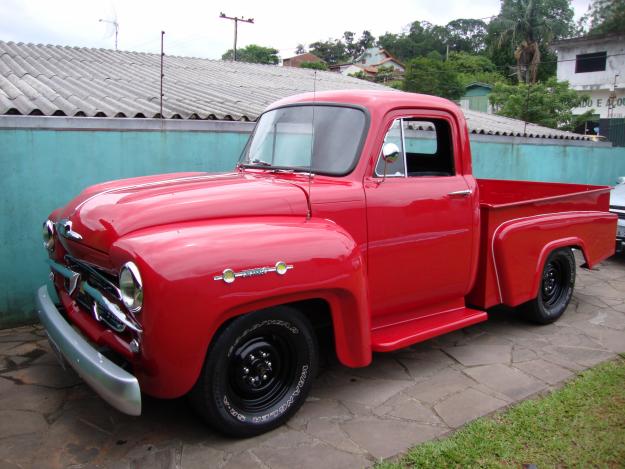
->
(239, 159), (273, 169)
(251, 159), (272, 166)
(238, 161), (315, 176)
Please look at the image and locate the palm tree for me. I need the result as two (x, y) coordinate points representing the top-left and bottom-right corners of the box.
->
(490, 0), (571, 83)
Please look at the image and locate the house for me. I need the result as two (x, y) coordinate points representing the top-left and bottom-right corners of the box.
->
(331, 63), (377, 77)
(551, 33), (625, 144)
(331, 47), (405, 79)
(357, 47), (405, 74)
(282, 52), (325, 68)
(459, 83), (493, 114)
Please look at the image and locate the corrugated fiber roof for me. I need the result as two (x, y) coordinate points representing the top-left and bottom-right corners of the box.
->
(0, 40), (590, 140)
(0, 40), (384, 121)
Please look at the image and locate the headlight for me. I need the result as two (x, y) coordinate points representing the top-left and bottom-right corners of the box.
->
(42, 220), (55, 251)
(119, 262), (143, 313)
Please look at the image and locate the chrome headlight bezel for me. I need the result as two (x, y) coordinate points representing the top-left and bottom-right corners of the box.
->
(119, 262), (143, 314)
(42, 220), (55, 252)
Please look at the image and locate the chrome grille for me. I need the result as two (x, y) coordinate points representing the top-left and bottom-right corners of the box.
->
(63, 256), (127, 332)
(65, 256), (121, 300)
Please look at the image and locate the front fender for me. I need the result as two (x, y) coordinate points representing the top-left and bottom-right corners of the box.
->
(110, 216), (370, 398)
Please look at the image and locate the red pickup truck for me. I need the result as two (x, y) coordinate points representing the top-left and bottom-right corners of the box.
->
(37, 90), (617, 437)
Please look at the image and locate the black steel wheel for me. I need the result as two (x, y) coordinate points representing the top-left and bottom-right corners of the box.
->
(190, 306), (317, 437)
(522, 248), (576, 324)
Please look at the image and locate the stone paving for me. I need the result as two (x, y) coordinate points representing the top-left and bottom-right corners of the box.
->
(0, 252), (624, 468)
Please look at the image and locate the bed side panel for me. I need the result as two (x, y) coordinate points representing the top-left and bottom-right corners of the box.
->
(493, 212), (616, 307)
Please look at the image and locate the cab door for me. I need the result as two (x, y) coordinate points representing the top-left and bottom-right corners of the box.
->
(365, 112), (475, 321)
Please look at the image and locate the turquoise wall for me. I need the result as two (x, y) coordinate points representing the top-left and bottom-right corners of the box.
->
(0, 128), (249, 327)
(470, 139), (625, 185)
(1, 125), (625, 328)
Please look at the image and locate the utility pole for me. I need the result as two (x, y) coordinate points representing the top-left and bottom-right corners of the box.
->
(160, 31), (165, 119)
(523, 82), (532, 135)
(607, 74), (620, 120)
(99, 19), (119, 50)
(219, 12), (254, 61)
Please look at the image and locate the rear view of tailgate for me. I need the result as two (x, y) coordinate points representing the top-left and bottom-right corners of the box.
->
(467, 179), (617, 309)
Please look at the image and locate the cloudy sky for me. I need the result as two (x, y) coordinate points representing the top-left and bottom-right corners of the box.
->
(0, 0), (592, 60)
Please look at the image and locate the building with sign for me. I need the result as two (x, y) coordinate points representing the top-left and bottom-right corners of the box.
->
(551, 33), (625, 144)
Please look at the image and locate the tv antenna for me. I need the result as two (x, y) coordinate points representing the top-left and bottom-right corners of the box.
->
(99, 18), (119, 50)
(219, 12), (254, 61)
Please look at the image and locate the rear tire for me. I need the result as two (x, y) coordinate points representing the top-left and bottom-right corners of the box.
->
(522, 248), (576, 324)
(190, 306), (318, 437)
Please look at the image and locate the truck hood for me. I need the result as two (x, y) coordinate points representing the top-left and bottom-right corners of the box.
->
(54, 172), (309, 253)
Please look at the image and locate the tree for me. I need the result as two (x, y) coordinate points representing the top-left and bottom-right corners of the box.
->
(357, 30), (376, 55)
(295, 44), (306, 55)
(445, 19), (488, 54)
(489, 78), (595, 130)
(300, 61), (328, 70)
(403, 53), (464, 99)
(374, 65), (397, 83)
(581, 0), (625, 34)
(222, 44), (279, 64)
(308, 39), (348, 64)
(341, 30), (376, 61)
(377, 21), (448, 62)
(348, 70), (370, 80)
(447, 52), (506, 87)
(487, 0), (576, 83)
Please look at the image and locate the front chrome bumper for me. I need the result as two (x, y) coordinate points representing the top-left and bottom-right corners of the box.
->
(36, 285), (142, 416)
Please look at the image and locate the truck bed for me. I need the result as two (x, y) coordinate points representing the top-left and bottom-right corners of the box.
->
(467, 179), (615, 309)
(477, 179), (612, 209)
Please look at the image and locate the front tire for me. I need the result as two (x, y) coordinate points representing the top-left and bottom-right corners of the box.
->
(522, 248), (576, 324)
(190, 306), (318, 437)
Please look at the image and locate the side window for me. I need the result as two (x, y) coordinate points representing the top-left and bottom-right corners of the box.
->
(375, 117), (455, 178)
(375, 119), (405, 177)
(403, 119), (454, 176)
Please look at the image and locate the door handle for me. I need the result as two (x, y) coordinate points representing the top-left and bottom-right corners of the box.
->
(448, 189), (472, 197)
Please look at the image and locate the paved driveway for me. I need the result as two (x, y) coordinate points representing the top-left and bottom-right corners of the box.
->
(1, 253), (624, 468)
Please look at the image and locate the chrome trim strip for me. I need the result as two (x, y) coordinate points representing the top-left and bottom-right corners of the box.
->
(82, 282), (143, 333)
(36, 286), (142, 416)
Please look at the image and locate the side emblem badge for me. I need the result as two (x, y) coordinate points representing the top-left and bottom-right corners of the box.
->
(214, 261), (293, 284)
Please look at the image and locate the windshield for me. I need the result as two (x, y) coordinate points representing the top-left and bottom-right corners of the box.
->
(240, 105), (367, 175)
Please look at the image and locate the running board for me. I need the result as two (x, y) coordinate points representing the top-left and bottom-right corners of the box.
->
(371, 307), (488, 352)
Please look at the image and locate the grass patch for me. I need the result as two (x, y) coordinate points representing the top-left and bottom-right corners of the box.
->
(378, 357), (625, 468)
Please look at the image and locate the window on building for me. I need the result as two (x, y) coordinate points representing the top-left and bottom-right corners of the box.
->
(575, 51), (607, 73)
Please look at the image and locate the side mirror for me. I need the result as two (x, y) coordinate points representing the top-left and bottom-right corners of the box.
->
(382, 143), (400, 163)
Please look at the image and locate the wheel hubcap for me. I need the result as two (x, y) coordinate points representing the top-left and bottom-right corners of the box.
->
(541, 260), (567, 307)
(240, 348), (274, 388)
(228, 334), (295, 413)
